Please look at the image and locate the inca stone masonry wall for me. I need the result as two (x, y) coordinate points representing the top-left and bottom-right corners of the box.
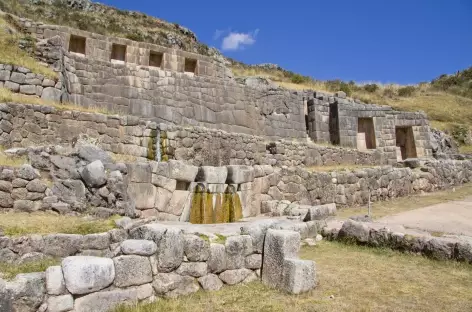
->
(0, 102), (383, 167)
(9, 13), (433, 161)
(0, 221), (316, 312)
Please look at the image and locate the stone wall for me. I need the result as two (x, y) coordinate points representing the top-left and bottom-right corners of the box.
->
(0, 64), (62, 101)
(0, 102), (384, 167)
(307, 91), (433, 164)
(264, 159), (472, 206)
(0, 222), (316, 312)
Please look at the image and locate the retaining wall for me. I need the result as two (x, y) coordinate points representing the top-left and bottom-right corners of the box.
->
(0, 222), (316, 312)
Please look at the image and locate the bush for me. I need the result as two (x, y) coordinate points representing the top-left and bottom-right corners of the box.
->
(398, 86), (416, 97)
(383, 88), (395, 98)
(363, 84), (379, 93)
(290, 74), (305, 84)
(339, 82), (352, 96)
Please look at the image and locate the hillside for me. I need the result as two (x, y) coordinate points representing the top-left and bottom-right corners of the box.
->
(1, 0), (471, 150)
(0, 0), (214, 55)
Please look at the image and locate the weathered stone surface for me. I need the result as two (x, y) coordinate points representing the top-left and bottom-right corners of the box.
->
(25, 179), (47, 193)
(81, 233), (110, 250)
(219, 268), (252, 285)
(282, 258), (316, 294)
(226, 165), (255, 184)
(208, 243), (226, 273)
(151, 175), (176, 192)
(152, 273), (199, 298)
(73, 288), (138, 312)
(127, 163), (151, 183)
(47, 294), (73, 312)
(161, 190), (188, 216)
(303, 203), (337, 221)
(198, 274), (223, 291)
(78, 144), (113, 164)
(245, 254), (262, 269)
(128, 183), (156, 209)
(62, 256), (115, 295)
(5, 272), (45, 312)
(225, 235), (253, 269)
(184, 234), (210, 262)
(46, 266), (66, 295)
(129, 224), (166, 243)
(15, 165), (39, 181)
(262, 229), (300, 289)
(113, 255), (153, 287)
(196, 166), (228, 183)
(176, 262), (208, 278)
(13, 200), (36, 212)
(157, 228), (184, 272)
(337, 219), (370, 243)
(121, 239), (157, 256)
(80, 160), (107, 188)
(42, 234), (82, 257)
(168, 160), (198, 182)
(41, 87), (61, 102)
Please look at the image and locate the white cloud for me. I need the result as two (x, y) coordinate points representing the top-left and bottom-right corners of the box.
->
(221, 29), (259, 51)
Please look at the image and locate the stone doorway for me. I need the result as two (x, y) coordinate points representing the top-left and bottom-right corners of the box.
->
(357, 118), (376, 151)
(395, 126), (417, 160)
(329, 103), (340, 145)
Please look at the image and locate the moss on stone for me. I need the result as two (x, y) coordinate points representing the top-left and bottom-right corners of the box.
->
(146, 129), (158, 160)
(203, 191), (214, 224)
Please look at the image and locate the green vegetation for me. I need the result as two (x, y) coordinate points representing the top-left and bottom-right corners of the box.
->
(213, 234), (227, 244)
(0, 258), (60, 280)
(113, 241), (472, 312)
(0, 211), (118, 236)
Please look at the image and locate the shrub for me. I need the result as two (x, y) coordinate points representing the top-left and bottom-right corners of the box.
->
(398, 86), (416, 97)
(363, 84), (379, 93)
(339, 82), (352, 96)
(290, 74), (305, 84)
(383, 88), (395, 98)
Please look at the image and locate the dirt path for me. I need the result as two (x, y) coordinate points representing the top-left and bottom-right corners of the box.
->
(377, 196), (472, 236)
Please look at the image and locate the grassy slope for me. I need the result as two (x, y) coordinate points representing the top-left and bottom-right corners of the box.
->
(114, 241), (472, 312)
(0, 15), (57, 78)
(0, 0), (210, 55)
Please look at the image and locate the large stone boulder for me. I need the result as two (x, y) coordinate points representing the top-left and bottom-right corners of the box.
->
(262, 229), (300, 289)
(156, 228), (184, 272)
(120, 239), (157, 256)
(80, 160), (107, 188)
(337, 219), (370, 243)
(167, 160), (198, 182)
(73, 288), (139, 312)
(219, 268), (252, 285)
(196, 166), (228, 183)
(198, 274), (223, 291)
(4, 272), (45, 312)
(183, 234), (210, 262)
(62, 256), (115, 295)
(113, 255), (153, 287)
(152, 273), (199, 298)
(208, 243), (227, 273)
(226, 165), (255, 184)
(282, 258), (316, 294)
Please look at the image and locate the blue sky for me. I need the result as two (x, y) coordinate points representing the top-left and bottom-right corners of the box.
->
(100, 0), (472, 84)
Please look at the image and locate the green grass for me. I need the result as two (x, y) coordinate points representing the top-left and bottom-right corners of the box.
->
(113, 241), (472, 312)
(336, 183), (472, 219)
(0, 212), (118, 236)
(0, 257), (60, 280)
(212, 234), (227, 244)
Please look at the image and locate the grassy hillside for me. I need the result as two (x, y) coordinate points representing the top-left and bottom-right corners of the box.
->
(0, 0), (212, 55)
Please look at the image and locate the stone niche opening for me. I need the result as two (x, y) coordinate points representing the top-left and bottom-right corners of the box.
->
(149, 51), (163, 68)
(396, 126), (417, 160)
(329, 103), (340, 145)
(184, 58), (197, 74)
(111, 43), (127, 62)
(68, 35), (86, 55)
(357, 118), (376, 151)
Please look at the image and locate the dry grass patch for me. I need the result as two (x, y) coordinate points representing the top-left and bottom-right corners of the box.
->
(0, 87), (120, 115)
(110, 153), (138, 163)
(336, 183), (472, 219)
(0, 146), (28, 166)
(0, 15), (57, 79)
(114, 241), (472, 312)
(0, 257), (59, 280)
(0, 211), (118, 236)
